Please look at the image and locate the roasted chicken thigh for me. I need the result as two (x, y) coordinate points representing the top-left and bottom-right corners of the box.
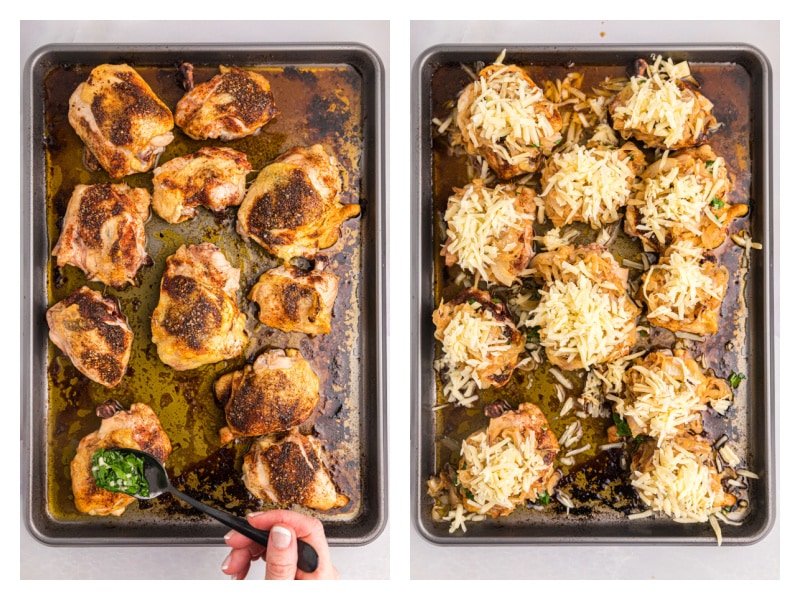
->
(175, 65), (278, 141)
(46, 286), (133, 388)
(68, 64), (174, 179)
(248, 258), (339, 336)
(151, 243), (248, 371)
(52, 183), (151, 288)
(243, 431), (349, 511)
(151, 147), (252, 223)
(217, 349), (320, 443)
(237, 144), (361, 261)
(71, 401), (172, 516)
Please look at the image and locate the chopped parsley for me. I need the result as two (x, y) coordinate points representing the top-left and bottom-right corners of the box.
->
(613, 413), (632, 437)
(705, 160), (716, 171)
(537, 492), (551, 506)
(91, 448), (150, 497)
(527, 143), (541, 149)
(728, 372), (746, 389)
(526, 326), (541, 343)
(710, 197), (725, 209)
(464, 489), (475, 501)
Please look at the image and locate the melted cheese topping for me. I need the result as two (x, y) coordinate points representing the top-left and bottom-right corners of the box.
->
(438, 302), (514, 406)
(631, 438), (720, 522)
(611, 56), (697, 147)
(541, 145), (635, 228)
(526, 264), (638, 369)
(643, 242), (724, 322)
(458, 431), (550, 515)
(615, 354), (708, 447)
(461, 66), (557, 165)
(443, 183), (533, 283)
(632, 158), (724, 246)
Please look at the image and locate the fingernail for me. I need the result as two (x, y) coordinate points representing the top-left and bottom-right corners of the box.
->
(221, 554), (232, 573)
(271, 525), (291, 549)
(246, 511), (264, 518)
(224, 531), (234, 541)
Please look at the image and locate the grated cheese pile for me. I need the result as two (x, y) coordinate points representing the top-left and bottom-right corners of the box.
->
(461, 65), (557, 166)
(611, 56), (698, 148)
(457, 431), (550, 516)
(541, 145), (635, 228)
(632, 155), (725, 246)
(631, 438), (721, 523)
(616, 353), (709, 447)
(443, 182), (534, 285)
(526, 261), (638, 369)
(642, 241), (724, 323)
(437, 302), (515, 406)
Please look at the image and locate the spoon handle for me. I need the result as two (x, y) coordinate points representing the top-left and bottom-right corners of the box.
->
(170, 487), (319, 573)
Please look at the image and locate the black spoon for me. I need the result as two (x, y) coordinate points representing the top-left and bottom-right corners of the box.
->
(109, 447), (318, 573)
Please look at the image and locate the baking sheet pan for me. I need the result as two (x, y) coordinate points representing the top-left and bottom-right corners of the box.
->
(412, 44), (774, 544)
(22, 43), (385, 545)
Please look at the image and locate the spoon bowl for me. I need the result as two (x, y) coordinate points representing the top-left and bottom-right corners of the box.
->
(109, 447), (318, 573)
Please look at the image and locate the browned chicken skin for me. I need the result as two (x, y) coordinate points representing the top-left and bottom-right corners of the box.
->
(150, 243), (248, 371)
(248, 258), (339, 336)
(236, 144), (361, 261)
(243, 431), (349, 511)
(52, 183), (151, 288)
(68, 64), (175, 179)
(70, 401), (172, 516)
(216, 349), (320, 443)
(151, 146), (252, 223)
(46, 286), (133, 388)
(175, 65), (279, 141)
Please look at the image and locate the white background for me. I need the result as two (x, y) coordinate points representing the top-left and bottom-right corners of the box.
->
(10, 12), (794, 591)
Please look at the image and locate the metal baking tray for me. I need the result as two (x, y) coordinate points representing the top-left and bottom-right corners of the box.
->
(22, 43), (386, 545)
(412, 44), (775, 544)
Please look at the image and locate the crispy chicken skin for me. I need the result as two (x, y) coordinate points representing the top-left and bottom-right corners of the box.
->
(456, 64), (563, 179)
(432, 288), (526, 389)
(46, 286), (133, 388)
(71, 401), (172, 516)
(52, 183), (151, 288)
(175, 65), (278, 141)
(150, 243), (248, 371)
(243, 431), (349, 511)
(237, 144), (360, 261)
(68, 64), (174, 179)
(248, 258), (339, 336)
(151, 147), (252, 223)
(625, 145), (747, 251)
(216, 349), (320, 443)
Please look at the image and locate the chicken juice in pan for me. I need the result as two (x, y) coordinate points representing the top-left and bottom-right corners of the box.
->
(43, 61), (366, 524)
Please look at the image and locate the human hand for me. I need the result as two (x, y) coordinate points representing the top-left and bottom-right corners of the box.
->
(221, 509), (339, 580)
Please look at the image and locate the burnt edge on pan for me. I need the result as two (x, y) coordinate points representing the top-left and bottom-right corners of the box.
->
(411, 44), (774, 545)
(22, 44), (386, 546)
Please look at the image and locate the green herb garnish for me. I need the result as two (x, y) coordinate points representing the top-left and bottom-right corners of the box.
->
(537, 492), (551, 506)
(705, 160), (716, 171)
(527, 143), (540, 149)
(555, 138), (564, 146)
(91, 448), (150, 497)
(613, 413), (632, 437)
(729, 372), (746, 389)
(526, 326), (541, 343)
(710, 197), (725, 209)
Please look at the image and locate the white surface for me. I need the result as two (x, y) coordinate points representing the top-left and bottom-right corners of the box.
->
(18, 19), (390, 581)
(409, 20), (782, 580)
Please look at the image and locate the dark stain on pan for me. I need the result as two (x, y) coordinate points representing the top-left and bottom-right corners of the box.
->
(43, 61), (365, 525)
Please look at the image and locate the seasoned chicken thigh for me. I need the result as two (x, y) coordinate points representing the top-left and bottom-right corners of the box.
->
(248, 258), (339, 336)
(52, 183), (151, 288)
(175, 65), (278, 141)
(151, 243), (248, 371)
(46, 286), (133, 388)
(71, 401), (172, 516)
(243, 431), (349, 511)
(68, 64), (174, 179)
(237, 144), (361, 261)
(216, 349), (320, 443)
(151, 147), (252, 223)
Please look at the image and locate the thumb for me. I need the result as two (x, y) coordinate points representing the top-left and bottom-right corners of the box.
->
(264, 525), (298, 580)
